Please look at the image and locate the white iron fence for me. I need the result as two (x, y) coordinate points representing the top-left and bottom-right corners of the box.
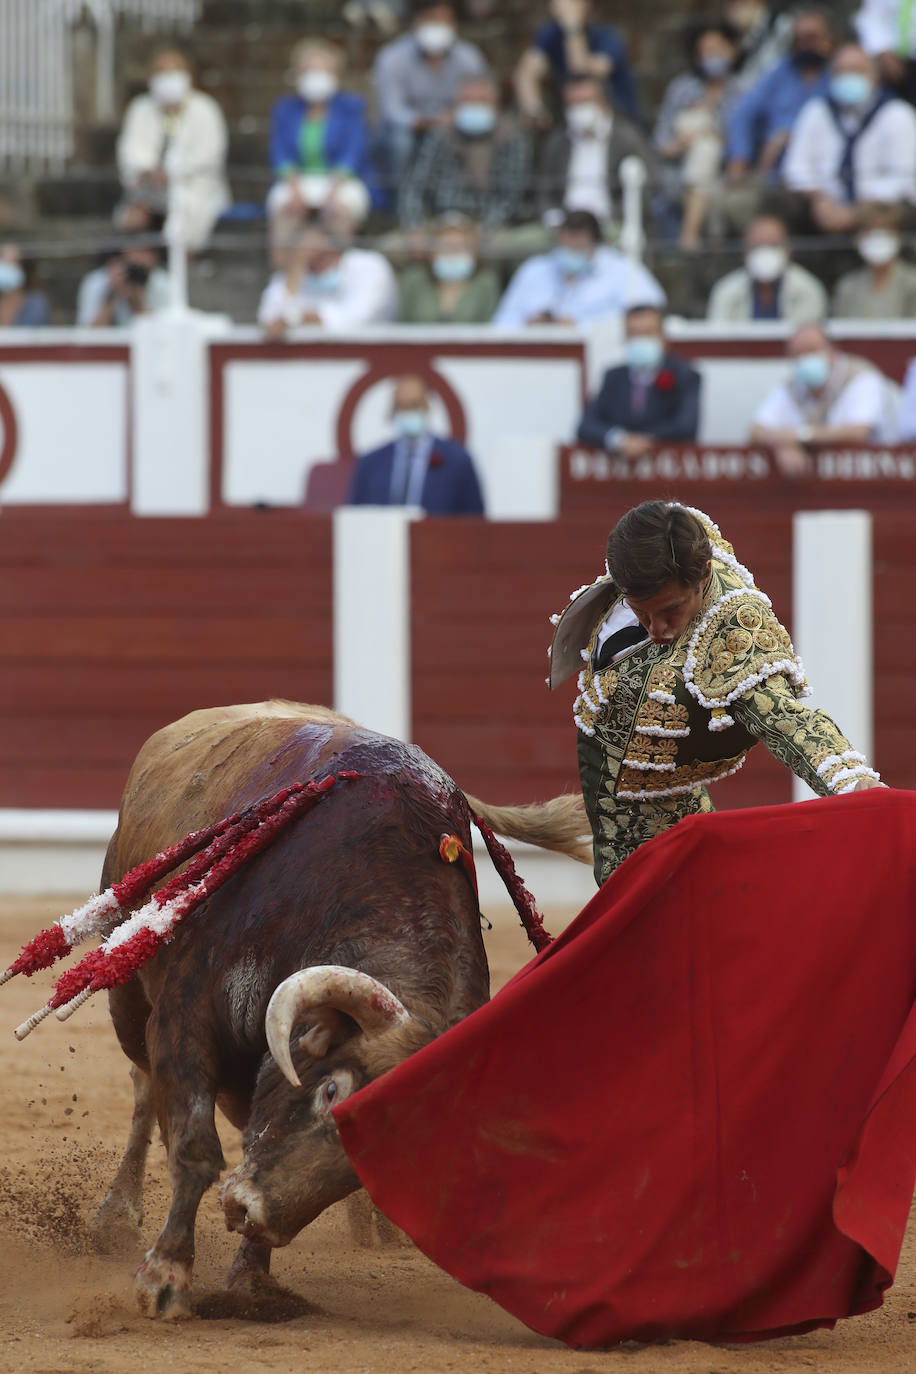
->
(0, 0), (200, 172)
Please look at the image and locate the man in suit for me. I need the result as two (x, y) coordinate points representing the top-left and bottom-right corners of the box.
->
(576, 304), (701, 457)
(348, 373), (485, 515)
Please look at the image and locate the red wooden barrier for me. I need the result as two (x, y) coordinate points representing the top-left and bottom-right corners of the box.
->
(0, 511), (333, 809)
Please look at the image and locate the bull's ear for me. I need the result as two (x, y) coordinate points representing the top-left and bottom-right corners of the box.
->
(296, 1008), (351, 1059)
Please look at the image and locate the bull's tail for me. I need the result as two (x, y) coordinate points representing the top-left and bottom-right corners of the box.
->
(463, 792), (593, 867)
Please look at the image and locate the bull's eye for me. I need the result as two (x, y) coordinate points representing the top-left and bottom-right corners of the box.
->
(325, 1081), (337, 1103)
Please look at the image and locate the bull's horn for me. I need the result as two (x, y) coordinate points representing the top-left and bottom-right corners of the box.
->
(265, 965), (411, 1088)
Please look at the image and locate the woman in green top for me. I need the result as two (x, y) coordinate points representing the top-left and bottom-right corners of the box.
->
(267, 38), (375, 256)
(398, 215), (501, 323)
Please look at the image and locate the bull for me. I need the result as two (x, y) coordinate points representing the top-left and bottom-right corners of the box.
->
(73, 701), (586, 1318)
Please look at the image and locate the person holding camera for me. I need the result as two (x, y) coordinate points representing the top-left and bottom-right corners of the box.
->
(76, 240), (170, 328)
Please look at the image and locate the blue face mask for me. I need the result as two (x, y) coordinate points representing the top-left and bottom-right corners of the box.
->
(699, 54), (733, 79)
(829, 72), (873, 107)
(0, 261), (25, 293)
(454, 102), (496, 137)
(625, 335), (664, 371)
(432, 252), (475, 282)
(394, 409), (427, 438)
(793, 349), (831, 391)
(553, 246), (592, 278)
(309, 267), (342, 295)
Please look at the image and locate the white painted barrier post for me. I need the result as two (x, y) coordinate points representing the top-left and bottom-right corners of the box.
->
(333, 507), (422, 741)
(792, 511), (873, 800)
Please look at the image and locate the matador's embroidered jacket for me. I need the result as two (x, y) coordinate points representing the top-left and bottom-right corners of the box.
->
(548, 507), (880, 884)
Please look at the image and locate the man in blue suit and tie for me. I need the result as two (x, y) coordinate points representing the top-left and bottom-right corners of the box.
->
(348, 373), (485, 515)
(576, 305), (702, 459)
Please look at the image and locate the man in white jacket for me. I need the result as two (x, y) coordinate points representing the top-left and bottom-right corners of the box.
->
(117, 49), (230, 252)
(782, 42), (916, 233)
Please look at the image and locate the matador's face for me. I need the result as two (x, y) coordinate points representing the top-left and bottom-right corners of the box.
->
(624, 567), (710, 646)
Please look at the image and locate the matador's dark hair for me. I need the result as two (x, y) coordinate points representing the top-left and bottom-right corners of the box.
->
(606, 501), (712, 599)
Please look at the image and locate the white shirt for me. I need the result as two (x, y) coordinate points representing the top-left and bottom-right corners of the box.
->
(258, 249), (398, 329)
(895, 355), (916, 439)
(782, 93), (916, 204)
(565, 114), (613, 222)
(492, 246), (666, 328)
(753, 366), (889, 440)
(856, 0), (916, 58)
(594, 600), (643, 663)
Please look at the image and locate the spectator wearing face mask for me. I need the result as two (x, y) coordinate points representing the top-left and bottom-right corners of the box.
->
(397, 76), (531, 230)
(706, 214), (827, 322)
(653, 21), (744, 248)
(535, 76), (652, 228)
(398, 215), (500, 322)
(750, 322), (892, 476)
(724, 10), (834, 231)
(782, 43), (916, 234)
(831, 202), (916, 318)
(116, 48), (230, 252)
(267, 39), (378, 250)
(0, 244), (50, 327)
(258, 222), (398, 337)
(492, 209), (665, 328)
(348, 372), (484, 515)
(372, 0), (488, 194)
(515, 0), (639, 128)
(75, 237), (171, 328)
(575, 304), (701, 457)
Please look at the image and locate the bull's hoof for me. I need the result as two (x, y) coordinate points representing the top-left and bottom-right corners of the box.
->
(133, 1252), (193, 1320)
(194, 1268), (314, 1322)
(88, 1193), (144, 1257)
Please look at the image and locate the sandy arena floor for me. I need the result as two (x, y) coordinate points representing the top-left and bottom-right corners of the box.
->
(0, 895), (914, 1374)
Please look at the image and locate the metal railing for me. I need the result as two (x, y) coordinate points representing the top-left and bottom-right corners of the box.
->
(0, 0), (201, 173)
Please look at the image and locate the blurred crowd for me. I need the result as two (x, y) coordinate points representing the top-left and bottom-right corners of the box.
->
(6, 0), (916, 334)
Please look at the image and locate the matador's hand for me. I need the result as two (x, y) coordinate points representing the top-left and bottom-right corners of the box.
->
(854, 776), (888, 791)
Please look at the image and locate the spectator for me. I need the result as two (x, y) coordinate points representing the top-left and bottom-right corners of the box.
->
(750, 322), (891, 476)
(727, 0), (794, 89)
(76, 238), (170, 327)
(0, 245), (50, 326)
(653, 21), (743, 248)
(116, 48), (229, 252)
(398, 76), (531, 229)
(372, 1), (487, 194)
(725, 9), (835, 229)
(782, 43), (916, 233)
(348, 373), (485, 514)
(535, 75), (652, 226)
(267, 39), (377, 247)
(492, 209), (665, 329)
(398, 215), (501, 322)
(576, 304), (701, 456)
(895, 353), (916, 439)
(515, 0), (639, 127)
(832, 202), (916, 317)
(856, 0), (916, 106)
(706, 214), (828, 322)
(258, 222), (398, 336)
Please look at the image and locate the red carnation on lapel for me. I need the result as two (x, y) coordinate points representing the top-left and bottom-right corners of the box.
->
(428, 451), (444, 468)
(655, 369), (676, 392)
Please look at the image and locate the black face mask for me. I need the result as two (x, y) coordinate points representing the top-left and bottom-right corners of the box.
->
(792, 48), (828, 71)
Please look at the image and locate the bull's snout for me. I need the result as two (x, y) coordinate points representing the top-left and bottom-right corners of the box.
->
(221, 1175), (284, 1247)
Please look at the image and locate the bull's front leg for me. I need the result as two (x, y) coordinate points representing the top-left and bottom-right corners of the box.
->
(134, 1035), (225, 1319)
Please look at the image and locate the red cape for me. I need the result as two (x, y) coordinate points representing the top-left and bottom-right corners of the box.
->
(335, 791), (916, 1347)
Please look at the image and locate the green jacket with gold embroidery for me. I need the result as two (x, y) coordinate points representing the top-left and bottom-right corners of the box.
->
(547, 507), (878, 883)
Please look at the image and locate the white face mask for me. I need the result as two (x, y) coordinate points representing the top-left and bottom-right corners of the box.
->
(297, 69), (338, 104)
(566, 103), (604, 136)
(745, 244), (788, 283)
(149, 69), (191, 106)
(415, 22), (455, 55)
(858, 229), (901, 267)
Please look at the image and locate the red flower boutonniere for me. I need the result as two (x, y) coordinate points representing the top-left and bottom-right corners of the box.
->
(654, 369), (676, 392)
(428, 451), (445, 468)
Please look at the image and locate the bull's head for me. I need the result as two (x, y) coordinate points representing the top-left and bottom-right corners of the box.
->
(221, 964), (423, 1246)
